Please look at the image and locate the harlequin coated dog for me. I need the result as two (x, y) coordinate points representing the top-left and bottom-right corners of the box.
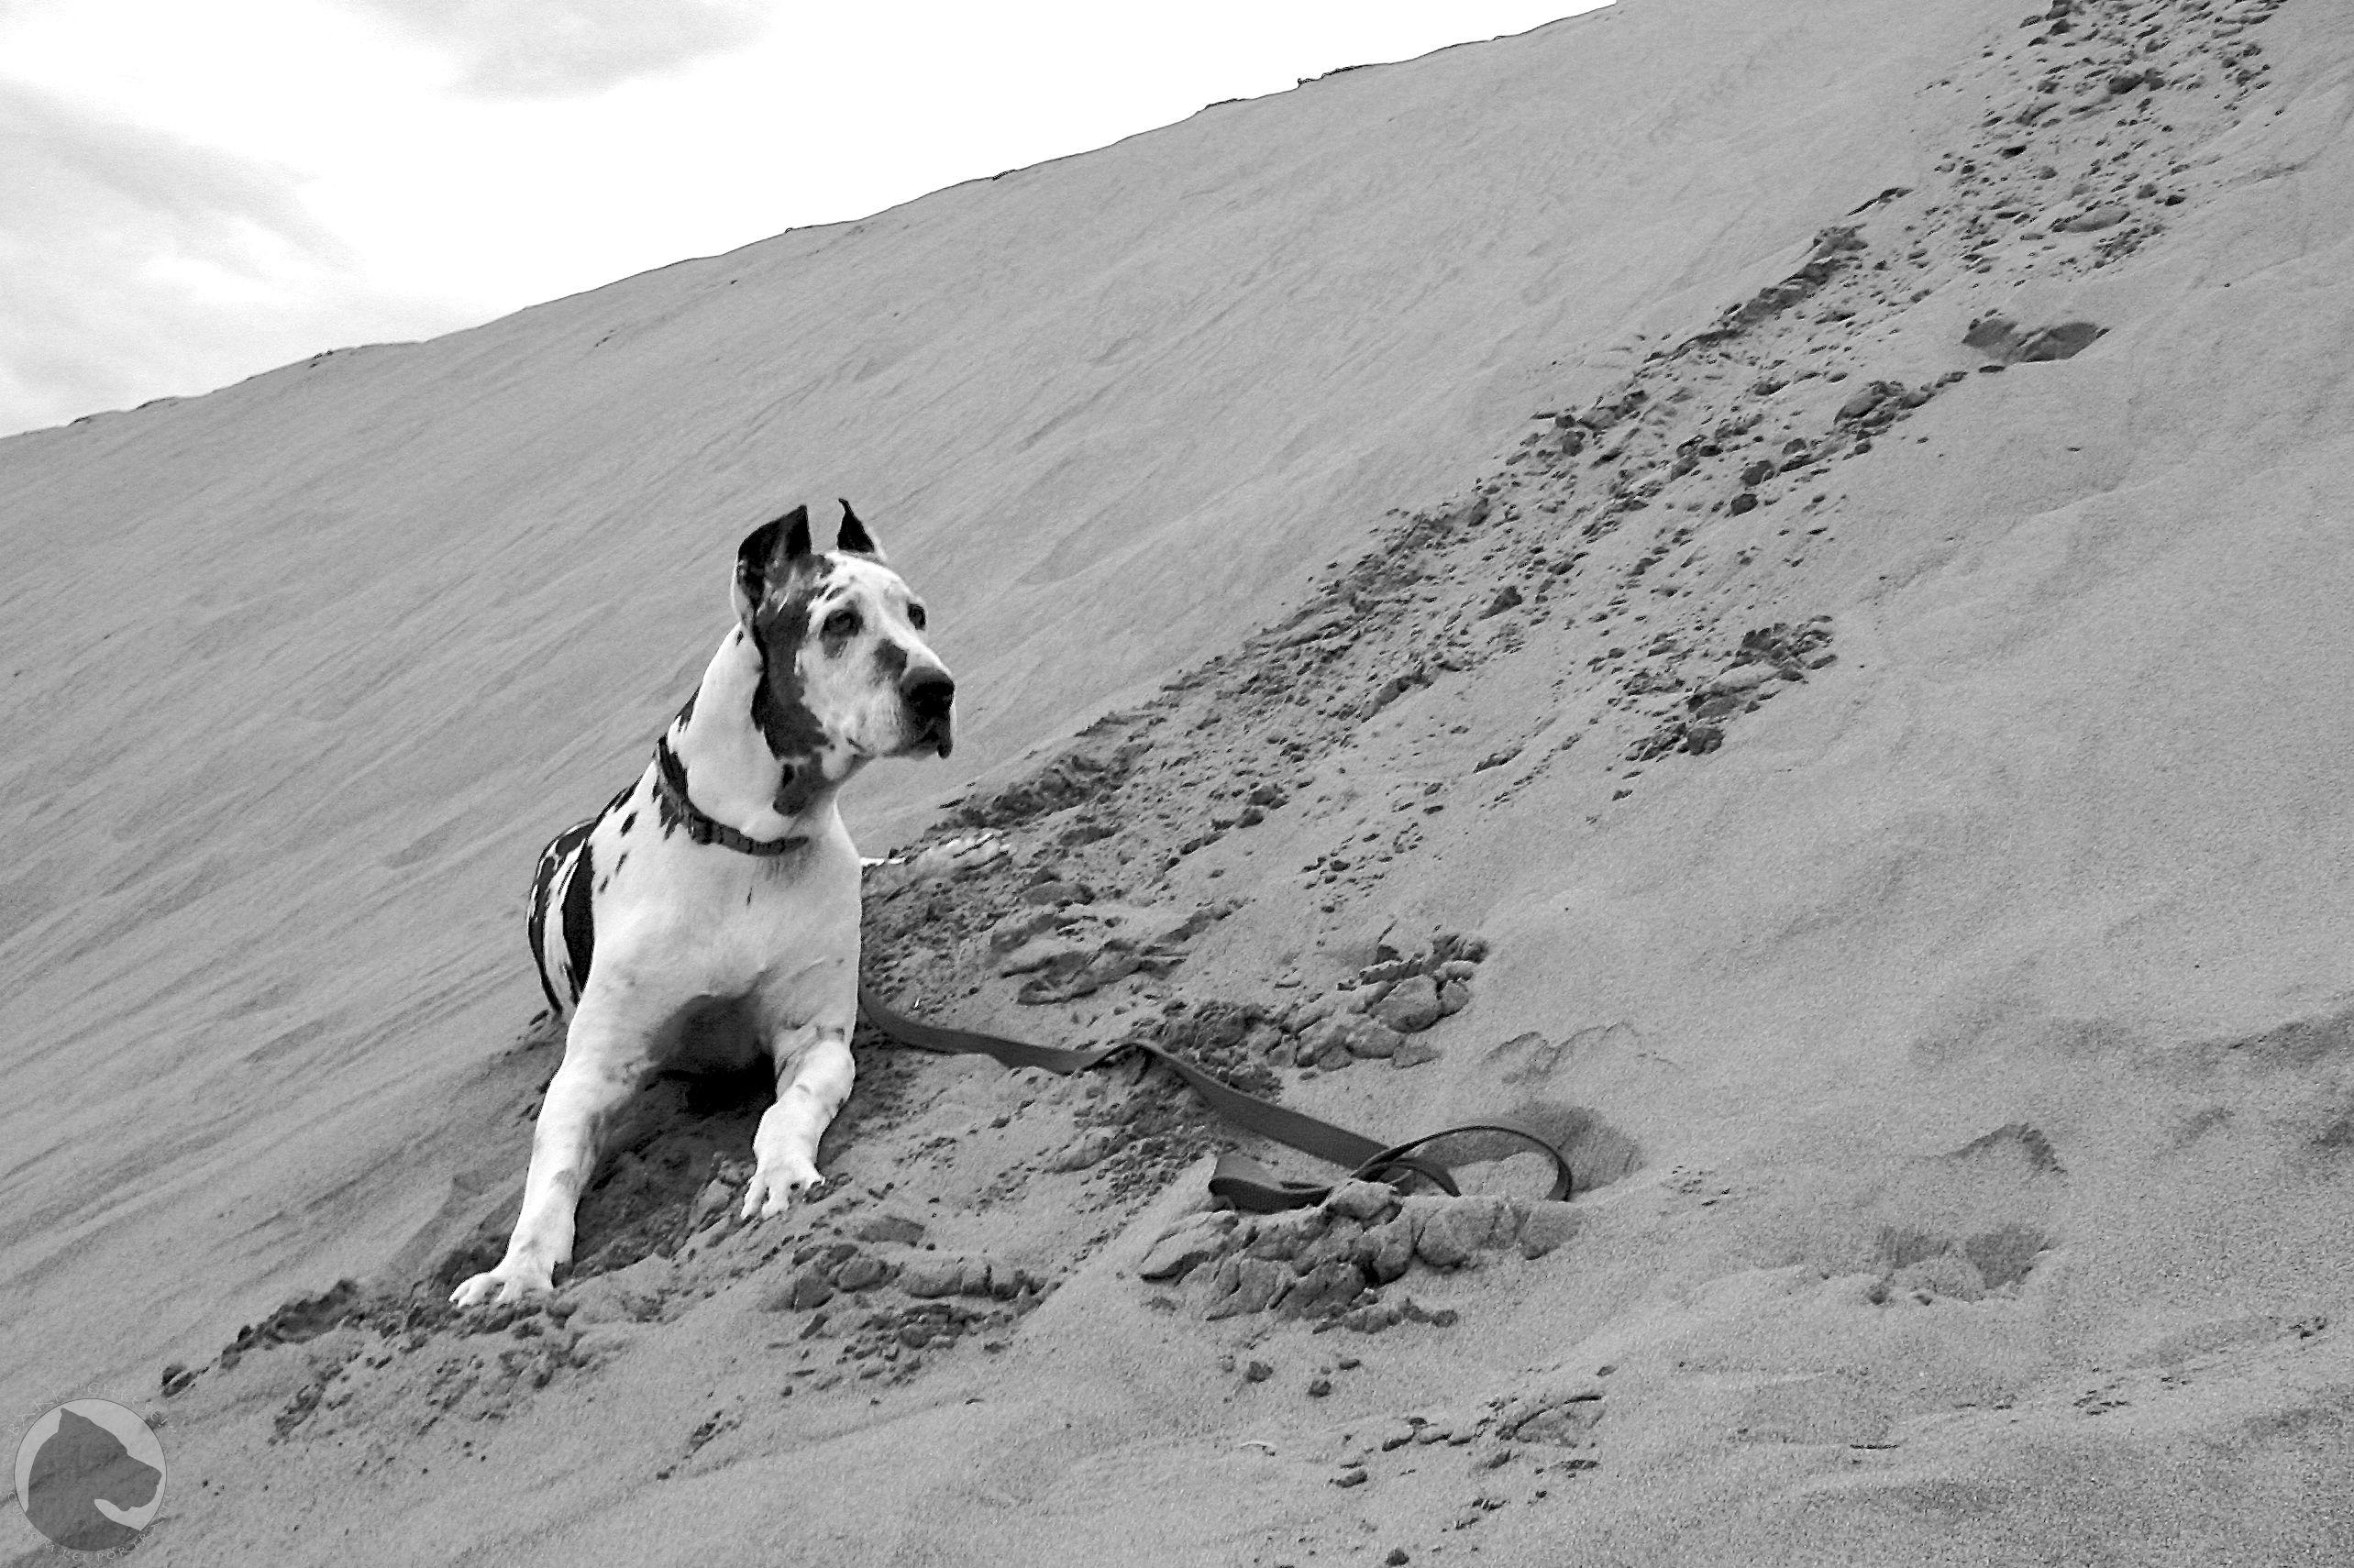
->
(453, 502), (953, 1306)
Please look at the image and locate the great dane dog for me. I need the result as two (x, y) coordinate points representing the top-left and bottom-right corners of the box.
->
(452, 501), (953, 1306)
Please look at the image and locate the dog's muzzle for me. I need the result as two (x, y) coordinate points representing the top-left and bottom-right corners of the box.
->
(901, 668), (956, 757)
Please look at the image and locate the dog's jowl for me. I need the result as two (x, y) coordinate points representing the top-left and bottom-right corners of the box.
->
(453, 501), (953, 1307)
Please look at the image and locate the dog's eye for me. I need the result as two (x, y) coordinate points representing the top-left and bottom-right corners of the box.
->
(906, 604), (927, 631)
(823, 609), (860, 640)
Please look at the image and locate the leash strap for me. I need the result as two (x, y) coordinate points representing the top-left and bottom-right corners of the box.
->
(653, 737), (810, 856)
(856, 984), (1575, 1213)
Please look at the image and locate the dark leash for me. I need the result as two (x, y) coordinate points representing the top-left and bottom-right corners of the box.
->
(856, 984), (1575, 1213)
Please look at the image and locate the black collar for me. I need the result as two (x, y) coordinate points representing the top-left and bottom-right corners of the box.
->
(653, 735), (811, 856)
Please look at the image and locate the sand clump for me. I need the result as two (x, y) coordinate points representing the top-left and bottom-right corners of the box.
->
(1138, 1181), (1585, 1331)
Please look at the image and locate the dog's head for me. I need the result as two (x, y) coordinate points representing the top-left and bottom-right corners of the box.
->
(731, 501), (954, 815)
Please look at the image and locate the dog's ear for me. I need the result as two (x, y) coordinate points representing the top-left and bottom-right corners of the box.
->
(834, 498), (887, 562)
(733, 505), (812, 622)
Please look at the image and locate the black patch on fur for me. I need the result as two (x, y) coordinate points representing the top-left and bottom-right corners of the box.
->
(674, 689), (695, 730)
(561, 834), (597, 999)
(528, 814), (597, 1012)
(747, 570), (832, 814)
(655, 759), (688, 837)
(873, 641), (909, 682)
(772, 764), (823, 818)
(619, 812), (636, 835)
(526, 778), (628, 1011)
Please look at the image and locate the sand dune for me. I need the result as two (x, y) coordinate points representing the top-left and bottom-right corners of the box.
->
(6, 0), (2352, 1562)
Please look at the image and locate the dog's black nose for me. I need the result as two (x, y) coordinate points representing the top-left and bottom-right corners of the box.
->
(901, 669), (955, 720)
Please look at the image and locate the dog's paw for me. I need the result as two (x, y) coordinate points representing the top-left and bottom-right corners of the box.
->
(740, 1156), (827, 1221)
(450, 1263), (553, 1308)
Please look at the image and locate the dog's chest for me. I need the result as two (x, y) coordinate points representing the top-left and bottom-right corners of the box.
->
(590, 803), (861, 995)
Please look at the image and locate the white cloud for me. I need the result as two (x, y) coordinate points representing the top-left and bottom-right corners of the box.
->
(0, 78), (344, 258)
(348, 0), (775, 97)
(0, 80), (475, 435)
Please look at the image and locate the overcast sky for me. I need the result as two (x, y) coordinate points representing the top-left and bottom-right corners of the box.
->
(0, 1), (1607, 438)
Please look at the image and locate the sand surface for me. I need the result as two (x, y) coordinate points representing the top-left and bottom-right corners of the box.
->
(6, 0), (2353, 1562)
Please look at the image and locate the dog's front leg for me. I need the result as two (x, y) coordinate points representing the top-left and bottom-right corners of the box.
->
(452, 985), (661, 1306)
(742, 1023), (855, 1220)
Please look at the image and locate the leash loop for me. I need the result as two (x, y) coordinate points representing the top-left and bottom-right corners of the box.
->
(857, 983), (1575, 1214)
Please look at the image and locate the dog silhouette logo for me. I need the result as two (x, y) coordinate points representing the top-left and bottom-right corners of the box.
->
(14, 1399), (167, 1551)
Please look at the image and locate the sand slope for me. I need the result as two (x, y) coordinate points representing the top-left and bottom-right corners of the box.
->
(6, 0), (2353, 1562)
